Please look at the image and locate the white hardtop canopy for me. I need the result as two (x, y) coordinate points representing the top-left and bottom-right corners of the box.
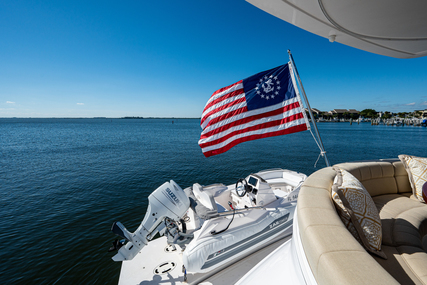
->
(247, 0), (427, 59)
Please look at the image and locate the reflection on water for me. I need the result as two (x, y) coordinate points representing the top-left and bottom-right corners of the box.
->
(0, 118), (425, 284)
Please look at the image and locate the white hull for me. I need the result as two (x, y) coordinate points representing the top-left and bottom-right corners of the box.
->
(115, 169), (306, 285)
(236, 206), (316, 285)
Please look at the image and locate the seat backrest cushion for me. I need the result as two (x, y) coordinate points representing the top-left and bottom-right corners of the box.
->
(193, 183), (218, 211)
(393, 161), (412, 194)
(334, 161), (399, 197)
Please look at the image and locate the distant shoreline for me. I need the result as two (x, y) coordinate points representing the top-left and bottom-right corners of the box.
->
(0, 117), (201, 119)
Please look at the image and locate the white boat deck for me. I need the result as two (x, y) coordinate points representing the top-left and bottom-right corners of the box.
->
(118, 235), (292, 285)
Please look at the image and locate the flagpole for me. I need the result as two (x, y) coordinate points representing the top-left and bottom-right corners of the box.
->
(288, 50), (330, 167)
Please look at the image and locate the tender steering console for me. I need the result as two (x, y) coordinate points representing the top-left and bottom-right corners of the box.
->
(235, 178), (252, 197)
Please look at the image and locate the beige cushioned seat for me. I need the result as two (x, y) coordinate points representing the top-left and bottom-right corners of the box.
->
(298, 160), (427, 285)
(193, 183), (218, 211)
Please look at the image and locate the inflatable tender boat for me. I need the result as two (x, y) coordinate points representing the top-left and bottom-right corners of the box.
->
(109, 168), (306, 284)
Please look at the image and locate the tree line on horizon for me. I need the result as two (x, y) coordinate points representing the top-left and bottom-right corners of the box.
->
(310, 109), (424, 120)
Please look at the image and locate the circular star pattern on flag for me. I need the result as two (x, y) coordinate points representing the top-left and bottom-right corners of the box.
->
(255, 75), (281, 100)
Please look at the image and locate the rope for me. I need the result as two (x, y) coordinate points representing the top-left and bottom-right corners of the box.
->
(309, 128), (326, 168)
(314, 151), (327, 168)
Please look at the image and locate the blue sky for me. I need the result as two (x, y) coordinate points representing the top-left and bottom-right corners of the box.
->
(1, 0), (427, 118)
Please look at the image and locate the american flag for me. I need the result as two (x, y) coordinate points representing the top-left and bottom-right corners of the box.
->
(198, 63), (309, 157)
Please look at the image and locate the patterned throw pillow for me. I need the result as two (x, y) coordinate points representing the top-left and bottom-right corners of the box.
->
(332, 167), (386, 259)
(399, 155), (427, 203)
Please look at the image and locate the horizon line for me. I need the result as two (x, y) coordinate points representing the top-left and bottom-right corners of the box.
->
(0, 117), (202, 119)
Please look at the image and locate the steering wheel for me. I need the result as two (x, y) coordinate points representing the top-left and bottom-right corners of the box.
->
(235, 178), (249, 197)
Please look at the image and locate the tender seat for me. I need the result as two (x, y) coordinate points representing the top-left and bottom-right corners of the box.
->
(298, 160), (427, 285)
(193, 183), (218, 212)
(184, 184), (219, 221)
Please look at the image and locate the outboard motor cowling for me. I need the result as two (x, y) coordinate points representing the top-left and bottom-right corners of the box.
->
(111, 180), (190, 261)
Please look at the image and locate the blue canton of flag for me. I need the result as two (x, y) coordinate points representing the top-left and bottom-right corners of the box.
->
(243, 64), (296, 111)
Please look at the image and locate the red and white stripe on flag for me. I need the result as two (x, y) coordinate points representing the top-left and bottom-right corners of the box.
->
(198, 63), (309, 157)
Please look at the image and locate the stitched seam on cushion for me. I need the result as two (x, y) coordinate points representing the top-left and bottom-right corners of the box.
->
(398, 210), (427, 222)
(359, 177), (399, 197)
(396, 230), (421, 242)
(383, 205), (425, 217)
(396, 175), (411, 194)
(301, 185), (332, 191)
(379, 208), (398, 217)
(396, 247), (427, 285)
(303, 224), (348, 231)
(316, 249), (366, 274)
(360, 176), (396, 182)
(360, 178), (396, 183)
(400, 155), (417, 198)
(391, 218), (395, 246)
(298, 207), (337, 214)
(375, 196), (425, 217)
(395, 225), (421, 236)
(340, 162), (395, 180)
(299, 217), (346, 233)
(302, 224), (361, 274)
(297, 204), (335, 211)
(395, 222), (423, 231)
(395, 160), (411, 193)
(356, 168), (362, 181)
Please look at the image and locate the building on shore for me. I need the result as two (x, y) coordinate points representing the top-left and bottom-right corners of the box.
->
(415, 109), (427, 118)
(328, 109), (360, 116)
(304, 108), (324, 116)
(348, 109), (360, 114)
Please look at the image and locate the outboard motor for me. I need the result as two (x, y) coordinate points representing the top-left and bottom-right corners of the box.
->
(111, 180), (190, 261)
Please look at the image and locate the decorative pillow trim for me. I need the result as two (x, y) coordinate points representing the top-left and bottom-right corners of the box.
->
(332, 167), (387, 259)
(332, 183), (362, 243)
(335, 188), (387, 259)
(399, 154), (427, 203)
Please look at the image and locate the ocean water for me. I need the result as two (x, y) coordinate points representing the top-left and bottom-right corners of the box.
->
(1, 118), (426, 284)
